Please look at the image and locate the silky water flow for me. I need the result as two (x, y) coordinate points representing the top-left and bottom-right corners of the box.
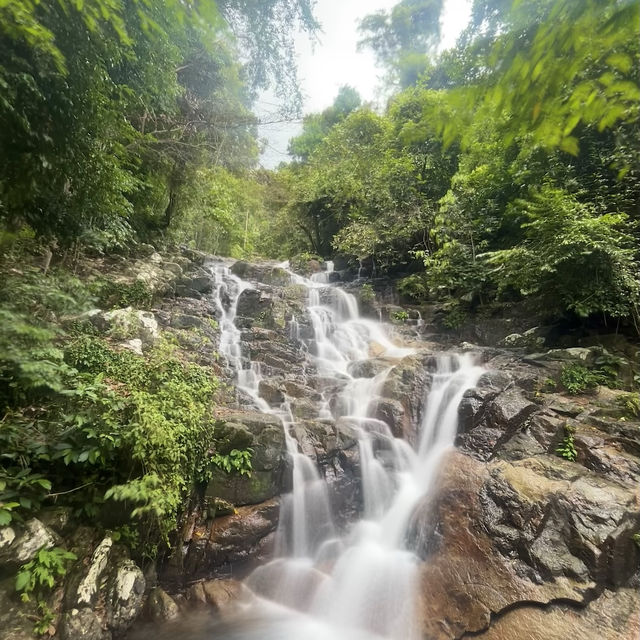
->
(199, 260), (483, 639)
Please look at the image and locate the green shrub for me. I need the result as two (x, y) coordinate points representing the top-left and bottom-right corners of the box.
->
(556, 425), (577, 462)
(360, 283), (375, 303)
(95, 279), (154, 310)
(618, 392), (640, 419)
(15, 546), (77, 635)
(211, 448), (253, 476)
(560, 361), (618, 395)
(397, 273), (429, 302)
(391, 310), (409, 323)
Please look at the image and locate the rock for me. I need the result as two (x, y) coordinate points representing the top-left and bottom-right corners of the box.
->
(177, 274), (213, 294)
(0, 518), (58, 570)
(231, 261), (291, 287)
(380, 354), (432, 444)
(201, 578), (243, 614)
(180, 247), (207, 265)
(105, 556), (146, 633)
(174, 285), (202, 299)
(90, 307), (159, 346)
(182, 499), (280, 578)
(374, 398), (406, 438)
(347, 358), (388, 378)
(529, 347), (596, 364)
(59, 608), (110, 640)
(162, 262), (183, 277)
(170, 314), (208, 330)
(500, 328), (545, 351)
(73, 536), (114, 607)
(146, 587), (180, 622)
(246, 558), (327, 612)
(120, 338), (143, 355)
(282, 380), (321, 401)
(0, 575), (37, 640)
(459, 388), (539, 460)
(410, 451), (603, 640)
(258, 379), (285, 405)
(38, 507), (73, 536)
(473, 589), (640, 640)
(136, 243), (156, 258)
(206, 411), (287, 506)
(289, 397), (317, 419)
(488, 388), (539, 431)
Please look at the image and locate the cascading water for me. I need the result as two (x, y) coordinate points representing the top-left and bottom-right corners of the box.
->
(205, 258), (483, 639)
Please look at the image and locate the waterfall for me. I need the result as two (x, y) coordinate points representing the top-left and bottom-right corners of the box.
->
(206, 259), (483, 639)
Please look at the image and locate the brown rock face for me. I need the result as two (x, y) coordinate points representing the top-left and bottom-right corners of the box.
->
(472, 589), (640, 640)
(181, 499), (280, 580)
(408, 450), (640, 639)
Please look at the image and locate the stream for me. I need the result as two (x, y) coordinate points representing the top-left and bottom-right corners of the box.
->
(134, 259), (483, 639)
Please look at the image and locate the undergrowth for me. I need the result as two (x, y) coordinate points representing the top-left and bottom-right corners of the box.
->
(0, 261), (238, 560)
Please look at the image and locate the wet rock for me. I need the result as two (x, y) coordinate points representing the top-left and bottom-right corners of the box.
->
(182, 499), (280, 578)
(231, 261), (291, 287)
(470, 588), (640, 640)
(289, 397), (318, 419)
(201, 578), (243, 614)
(258, 379), (285, 405)
(282, 380), (321, 401)
(177, 273), (213, 294)
(374, 398), (406, 438)
(59, 608), (110, 640)
(236, 289), (290, 330)
(347, 358), (388, 378)
(146, 587), (180, 622)
(411, 452), (598, 640)
(246, 558), (327, 612)
(380, 354), (432, 444)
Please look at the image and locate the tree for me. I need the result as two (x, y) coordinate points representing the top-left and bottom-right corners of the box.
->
(288, 86), (362, 162)
(358, 0), (444, 87)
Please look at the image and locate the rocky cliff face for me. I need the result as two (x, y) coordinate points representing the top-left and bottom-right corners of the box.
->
(164, 257), (639, 639)
(2, 253), (638, 639)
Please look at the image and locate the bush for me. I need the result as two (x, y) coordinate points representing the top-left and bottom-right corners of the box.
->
(95, 279), (154, 310)
(559, 362), (616, 395)
(360, 283), (375, 303)
(486, 188), (639, 319)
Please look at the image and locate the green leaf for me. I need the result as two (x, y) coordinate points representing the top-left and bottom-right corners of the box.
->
(15, 571), (31, 592)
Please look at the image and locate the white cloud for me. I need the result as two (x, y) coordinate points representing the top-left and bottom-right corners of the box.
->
(257, 0), (471, 168)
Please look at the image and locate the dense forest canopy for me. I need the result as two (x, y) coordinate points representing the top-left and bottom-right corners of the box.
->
(269, 0), (640, 331)
(1, 0), (638, 323)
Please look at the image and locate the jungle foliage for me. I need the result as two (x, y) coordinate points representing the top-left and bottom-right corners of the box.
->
(0, 0), (316, 254)
(265, 0), (639, 330)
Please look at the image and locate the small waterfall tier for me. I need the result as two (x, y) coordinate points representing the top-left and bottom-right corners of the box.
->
(205, 259), (483, 639)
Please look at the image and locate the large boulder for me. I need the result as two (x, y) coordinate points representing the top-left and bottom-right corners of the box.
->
(0, 518), (58, 571)
(408, 450), (640, 639)
(182, 499), (280, 579)
(206, 411), (287, 506)
(231, 261), (291, 287)
(470, 588), (640, 640)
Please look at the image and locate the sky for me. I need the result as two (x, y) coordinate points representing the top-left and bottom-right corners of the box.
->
(257, 0), (472, 168)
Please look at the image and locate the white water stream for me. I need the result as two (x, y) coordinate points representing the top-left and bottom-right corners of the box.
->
(207, 259), (483, 639)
